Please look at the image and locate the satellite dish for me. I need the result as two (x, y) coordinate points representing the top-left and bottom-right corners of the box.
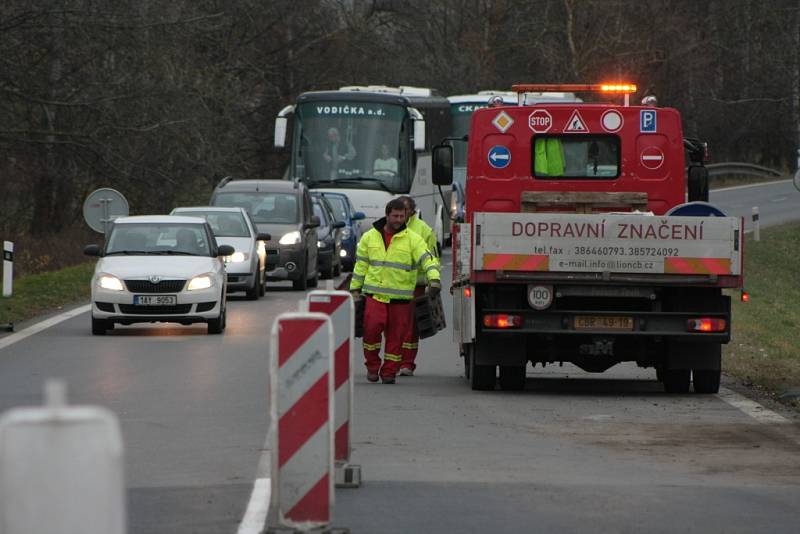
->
(83, 188), (129, 234)
(665, 201), (727, 217)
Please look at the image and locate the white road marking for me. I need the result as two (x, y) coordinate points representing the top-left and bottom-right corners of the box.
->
(0, 304), (91, 352)
(714, 179), (791, 193)
(717, 387), (792, 424)
(236, 477), (271, 534)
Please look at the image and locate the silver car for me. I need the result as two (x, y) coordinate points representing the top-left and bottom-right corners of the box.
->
(171, 206), (269, 300)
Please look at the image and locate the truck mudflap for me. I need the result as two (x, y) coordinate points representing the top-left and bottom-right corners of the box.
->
(472, 212), (743, 283)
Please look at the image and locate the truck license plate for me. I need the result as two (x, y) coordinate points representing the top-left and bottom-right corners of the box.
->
(574, 315), (633, 331)
(134, 295), (177, 306)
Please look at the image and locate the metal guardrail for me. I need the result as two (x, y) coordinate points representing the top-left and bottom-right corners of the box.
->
(706, 162), (783, 178)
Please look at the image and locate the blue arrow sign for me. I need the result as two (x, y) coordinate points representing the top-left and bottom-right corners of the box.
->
(488, 145), (511, 169)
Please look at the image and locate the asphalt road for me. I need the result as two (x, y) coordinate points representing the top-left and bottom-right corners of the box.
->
(0, 181), (798, 533)
(711, 179), (800, 230)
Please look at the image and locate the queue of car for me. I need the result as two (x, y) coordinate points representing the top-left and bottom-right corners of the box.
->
(83, 178), (360, 336)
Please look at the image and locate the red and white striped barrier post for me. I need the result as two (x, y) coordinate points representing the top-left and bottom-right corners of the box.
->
(269, 312), (335, 531)
(307, 290), (361, 488)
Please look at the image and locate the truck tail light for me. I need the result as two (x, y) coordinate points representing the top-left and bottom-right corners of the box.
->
(464, 287), (472, 298)
(741, 290), (750, 303)
(687, 318), (727, 333)
(483, 314), (522, 329)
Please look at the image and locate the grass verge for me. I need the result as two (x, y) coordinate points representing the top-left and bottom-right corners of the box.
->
(724, 220), (800, 410)
(0, 262), (95, 326)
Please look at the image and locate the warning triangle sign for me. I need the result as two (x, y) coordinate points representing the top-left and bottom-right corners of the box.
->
(564, 110), (588, 132)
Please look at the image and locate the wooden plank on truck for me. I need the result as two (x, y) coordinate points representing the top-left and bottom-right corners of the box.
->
(521, 191), (649, 213)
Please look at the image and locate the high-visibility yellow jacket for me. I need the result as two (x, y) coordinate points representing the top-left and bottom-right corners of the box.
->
(406, 213), (440, 284)
(534, 138), (565, 176)
(350, 218), (440, 303)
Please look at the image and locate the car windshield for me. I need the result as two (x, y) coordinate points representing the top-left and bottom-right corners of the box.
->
(177, 211), (250, 238)
(106, 223), (211, 256)
(213, 192), (299, 224)
(323, 196), (348, 222)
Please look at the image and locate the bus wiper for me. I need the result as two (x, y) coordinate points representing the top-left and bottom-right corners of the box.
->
(307, 179), (336, 187)
(334, 177), (392, 193)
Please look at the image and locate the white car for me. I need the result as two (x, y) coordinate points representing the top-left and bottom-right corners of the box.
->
(171, 206), (269, 299)
(84, 215), (234, 335)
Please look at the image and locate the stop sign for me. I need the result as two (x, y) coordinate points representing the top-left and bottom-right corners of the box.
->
(528, 110), (552, 133)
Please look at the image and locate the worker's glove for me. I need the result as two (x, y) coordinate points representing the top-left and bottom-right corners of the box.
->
(350, 290), (362, 301)
(426, 280), (441, 298)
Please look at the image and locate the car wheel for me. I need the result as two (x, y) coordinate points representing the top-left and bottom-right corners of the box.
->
(208, 305), (225, 334)
(258, 270), (266, 297)
(245, 271), (259, 300)
(91, 316), (107, 336)
(292, 256), (309, 290)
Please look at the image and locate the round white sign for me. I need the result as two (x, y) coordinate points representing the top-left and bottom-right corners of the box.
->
(527, 285), (553, 310)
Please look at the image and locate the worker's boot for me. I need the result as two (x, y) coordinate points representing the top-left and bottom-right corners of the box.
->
(367, 373), (379, 382)
(398, 367), (414, 376)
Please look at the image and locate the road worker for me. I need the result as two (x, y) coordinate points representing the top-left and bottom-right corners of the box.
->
(397, 195), (440, 376)
(350, 198), (441, 384)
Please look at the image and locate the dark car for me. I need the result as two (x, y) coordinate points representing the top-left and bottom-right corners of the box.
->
(311, 194), (345, 279)
(317, 192), (365, 271)
(210, 178), (320, 290)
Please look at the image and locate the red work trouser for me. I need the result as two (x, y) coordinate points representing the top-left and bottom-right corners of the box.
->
(362, 295), (412, 379)
(401, 285), (426, 371)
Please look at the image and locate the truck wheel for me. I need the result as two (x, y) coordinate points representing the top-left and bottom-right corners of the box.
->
(469, 347), (496, 391)
(693, 369), (721, 394)
(463, 346), (470, 379)
(499, 365), (526, 391)
(663, 369), (691, 393)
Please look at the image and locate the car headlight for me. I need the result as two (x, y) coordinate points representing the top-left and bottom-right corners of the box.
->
(187, 274), (214, 290)
(224, 251), (248, 263)
(279, 231), (302, 245)
(98, 274), (124, 291)
(317, 240), (324, 248)
(339, 249), (348, 257)
(341, 227), (351, 239)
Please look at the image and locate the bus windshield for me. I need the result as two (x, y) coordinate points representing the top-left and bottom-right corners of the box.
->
(450, 108), (477, 169)
(292, 101), (409, 193)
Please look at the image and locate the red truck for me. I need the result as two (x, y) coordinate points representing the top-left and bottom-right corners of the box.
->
(432, 84), (744, 393)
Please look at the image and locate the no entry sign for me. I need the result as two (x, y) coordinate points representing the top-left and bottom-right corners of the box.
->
(640, 146), (664, 169)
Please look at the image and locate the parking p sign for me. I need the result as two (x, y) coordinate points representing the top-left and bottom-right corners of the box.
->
(640, 110), (657, 132)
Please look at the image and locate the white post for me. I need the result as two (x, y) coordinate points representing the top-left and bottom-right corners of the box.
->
(752, 207), (760, 242)
(0, 379), (126, 534)
(2, 241), (12, 297)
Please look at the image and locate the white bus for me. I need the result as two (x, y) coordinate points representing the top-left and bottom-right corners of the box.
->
(275, 85), (451, 246)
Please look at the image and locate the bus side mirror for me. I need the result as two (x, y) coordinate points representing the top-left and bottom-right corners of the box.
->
(274, 117), (288, 148)
(432, 145), (453, 186)
(413, 119), (426, 152)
